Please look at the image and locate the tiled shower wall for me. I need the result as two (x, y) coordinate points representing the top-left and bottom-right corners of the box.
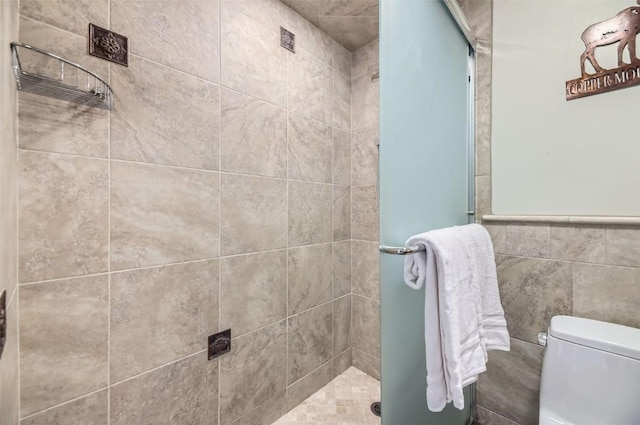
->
(0, 0), (19, 423)
(3, 0), (355, 424)
(350, 39), (380, 380)
(459, 1), (640, 425)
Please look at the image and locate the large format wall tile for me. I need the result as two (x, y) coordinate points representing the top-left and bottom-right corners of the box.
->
(333, 41), (352, 77)
(333, 68), (351, 131)
(333, 129), (351, 186)
(550, 224), (605, 263)
(288, 303), (333, 384)
(476, 404), (520, 425)
(111, 0), (220, 82)
(496, 256), (572, 343)
(352, 127), (379, 186)
(19, 151), (108, 282)
(333, 185), (351, 241)
(475, 96), (491, 176)
(288, 114), (332, 184)
(221, 4), (287, 106)
(111, 162), (219, 270)
(219, 321), (286, 424)
(351, 185), (379, 241)
(110, 260), (219, 382)
(21, 0), (107, 37)
(352, 348), (380, 380)
(351, 70), (379, 132)
(288, 244), (332, 314)
(287, 8), (333, 65)
(0, 296), (18, 425)
(220, 250), (287, 336)
(317, 16), (379, 52)
(288, 48), (333, 125)
(334, 348), (352, 376)
(221, 88), (287, 178)
(504, 224), (550, 258)
(229, 392), (286, 425)
(288, 181), (332, 246)
(21, 391), (108, 425)
(222, 0), (287, 34)
(352, 294), (380, 358)
(574, 263), (640, 328)
(19, 276), (108, 416)
(352, 40), (378, 79)
(285, 361), (334, 411)
(111, 56), (219, 169)
(110, 354), (218, 425)
(333, 295), (351, 356)
(605, 226), (640, 268)
(332, 241), (351, 298)
(352, 241), (379, 300)
(478, 338), (544, 425)
(220, 174), (287, 255)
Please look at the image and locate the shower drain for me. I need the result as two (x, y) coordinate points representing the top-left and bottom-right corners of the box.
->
(370, 402), (381, 417)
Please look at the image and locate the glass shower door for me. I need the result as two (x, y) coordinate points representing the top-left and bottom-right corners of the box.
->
(379, 0), (473, 423)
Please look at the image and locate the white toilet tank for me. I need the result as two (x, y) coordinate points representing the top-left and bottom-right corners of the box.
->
(539, 316), (640, 425)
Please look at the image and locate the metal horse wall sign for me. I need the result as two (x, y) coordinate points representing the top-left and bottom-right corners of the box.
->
(566, 1), (640, 100)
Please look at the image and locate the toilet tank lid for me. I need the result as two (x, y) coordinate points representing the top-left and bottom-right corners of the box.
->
(550, 316), (640, 360)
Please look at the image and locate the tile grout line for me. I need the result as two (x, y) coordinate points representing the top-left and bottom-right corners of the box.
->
(285, 11), (290, 406)
(16, 4), (22, 420)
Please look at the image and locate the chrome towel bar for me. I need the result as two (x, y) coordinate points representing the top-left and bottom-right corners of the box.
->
(379, 245), (425, 255)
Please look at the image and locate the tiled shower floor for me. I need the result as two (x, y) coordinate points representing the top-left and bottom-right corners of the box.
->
(272, 367), (382, 425)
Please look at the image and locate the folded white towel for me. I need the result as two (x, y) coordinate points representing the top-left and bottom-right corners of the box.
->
(403, 223), (510, 411)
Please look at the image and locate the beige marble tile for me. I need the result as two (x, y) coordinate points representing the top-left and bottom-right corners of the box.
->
(333, 348), (352, 376)
(19, 151), (108, 282)
(285, 361), (334, 411)
(288, 244), (332, 314)
(288, 303), (333, 384)
(19, 92), (109, 158)
(477, 404), (520, 425)
(458, 0), (492, 42)
(288, 181), (332, 247)
(0, 295), (18, 425)
(287, 8), (334, 64)
(220, 173), (287, 255)
(110, 260), (219, 382)
(476, 37), (493, 100)
(496, 256), (572, 343)
(334, 68), (351, 131)
(219, 321), (286, 424)
(333, 41), (352, 77)
(229, 391), (287, 425)
(318, 16), (379, 52)
(352, 294), (380, 358)
(478, 338), (544, 425)
(19, 276), (108, 416)
(605, 226), (640, 268)
(504, 223), (550, 258)
(574, 263), (640, 328)
(221, 87), (287, 178)
(352, 127), (379, 186)
(0, 133), (17, 303)
(220, 250), (287, 337)
(352, 348), (380, 380)
(282, 0), (321, 27)
(352, 240), (379, 300)
(550, 224), (605, 263)
(352, 40), (378, 79)
(352, 185), (379, 241)
(333, 294), (351, 356)
(320, 0), (378, 16)
(475, 175), (492, 219)
(288, 48), (333, 125)
(111, 55), (219, 169)
(111, 162), (219, 270)
(111, 0), (220, 83)
(333, 129), (351, 186)
(476, 96), (491, 176)
(110, 354), (218, 425)
(333, 240), (352, 298)
(276, 367), (380, 425)
(21, 391), (108, 425)
(333, 185), (351, 242)
(221, 4), (287, 106)
(288, 114), (332, 183)
(21, 0), (107, 36)
(484, 223), (506, 254)
(351, 70), (379, 132)
(222, 0), (287, 33)
(0, 0), (18, 136)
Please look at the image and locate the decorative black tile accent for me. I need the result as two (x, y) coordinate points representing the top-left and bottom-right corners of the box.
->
(280, 27), (295, 53)
(0, 290), (6, 360)
(89, 23), (128, 66)
(208, 329), (231, 360)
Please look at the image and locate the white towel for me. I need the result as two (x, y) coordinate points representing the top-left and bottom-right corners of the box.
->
(403, 224), (510, 411)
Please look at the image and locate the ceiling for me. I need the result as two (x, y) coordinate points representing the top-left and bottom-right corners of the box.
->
(281, 0), (379, 51)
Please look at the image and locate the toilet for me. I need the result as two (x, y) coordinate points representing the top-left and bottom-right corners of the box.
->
(538, 315), (640, 425)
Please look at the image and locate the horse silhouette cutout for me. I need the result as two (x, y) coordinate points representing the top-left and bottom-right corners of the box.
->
(580, 1), (640, 76)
